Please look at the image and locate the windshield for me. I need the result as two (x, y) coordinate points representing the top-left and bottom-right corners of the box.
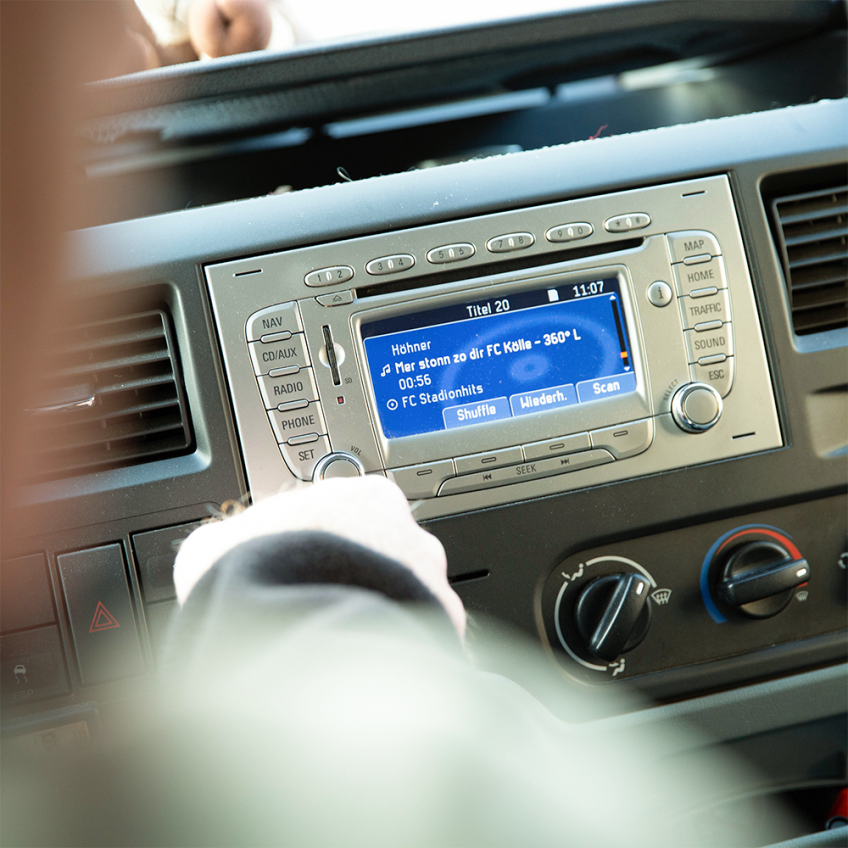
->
(114, 0), (623, 77)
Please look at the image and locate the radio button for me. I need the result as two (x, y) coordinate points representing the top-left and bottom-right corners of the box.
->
(604, 213), (650, 233)
(246, 302), (302, 342)
(455, 446), (524, 475)
(426, 243), (476, 264)
(438, 449), (614, 495)
(679, 289), (731, 329)
(304, 266), (354, 287)
(389, 460), (455, 500)
(486, 233), (535, 253)
(268, 401), (326, 443)
(366, 255), (415, 275)
(523, 432), (590, 460)
(590, 418), (654, 460)
(685, 325), (734, 364)
(690, 357), (735, 398)
(257, 368), (318, 410)
(673, 255), (727, 297)
(249, 334), (310, 375)
(667, 230), (721, 263)
(545, 223), (593, 243)
(280, 436), (331, 480)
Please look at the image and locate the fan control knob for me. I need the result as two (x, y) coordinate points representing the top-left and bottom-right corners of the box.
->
(671, 382), (722, 433)
(573, 573), (653, 661)
(312, 452), (365, 481)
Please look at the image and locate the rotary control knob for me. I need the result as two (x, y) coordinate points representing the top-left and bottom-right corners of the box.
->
(671, 382), (722, 433)
(572, 573), (653, 661)
(312, 452), (365, 481)
(715, 540), (810, 619)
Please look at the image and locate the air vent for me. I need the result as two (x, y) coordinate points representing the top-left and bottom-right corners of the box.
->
(26, 310), (192, 480)
(772, 184), (848, 335)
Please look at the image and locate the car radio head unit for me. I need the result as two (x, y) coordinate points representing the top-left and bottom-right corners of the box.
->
(205, 175), (781, 519)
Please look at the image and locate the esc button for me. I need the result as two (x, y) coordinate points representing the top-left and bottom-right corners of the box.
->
(690, 357), (735, 398)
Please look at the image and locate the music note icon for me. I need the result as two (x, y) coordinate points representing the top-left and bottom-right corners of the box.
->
(380, 364), (391, 377)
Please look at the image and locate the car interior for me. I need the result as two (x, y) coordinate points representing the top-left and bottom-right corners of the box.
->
(1, 0), (846, 845)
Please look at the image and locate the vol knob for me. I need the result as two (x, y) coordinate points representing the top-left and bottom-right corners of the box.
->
(573, 573), (652, 661)
(671, 382), (722, 433)
(312, 452), (365, 481)
(715, 540), (810, 619)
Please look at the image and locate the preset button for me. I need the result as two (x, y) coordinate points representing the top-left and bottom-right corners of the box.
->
(366, 255), (415, 275)
(389, 460), (456, 500)
(304, 266), (354, 287)
(604, 213), (650, 233)
(486, 233), (535, 253)
(590, 418), (654, 459)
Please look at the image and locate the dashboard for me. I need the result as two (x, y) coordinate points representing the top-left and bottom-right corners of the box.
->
(1, 1), (847, 843)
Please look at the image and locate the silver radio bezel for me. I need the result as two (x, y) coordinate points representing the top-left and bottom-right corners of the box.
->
(205, 175), (782, 519)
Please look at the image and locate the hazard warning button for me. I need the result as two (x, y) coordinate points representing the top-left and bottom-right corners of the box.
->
(57, 545), (144, 685)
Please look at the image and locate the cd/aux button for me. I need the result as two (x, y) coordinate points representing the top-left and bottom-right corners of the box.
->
(590, 418), (654, 459)
(249, 334), (310, 375)
(454, 446), (523, 475)
(389, 460), (455, 500)
(438, 449), (614, 496)
(268, 401), (326, 443)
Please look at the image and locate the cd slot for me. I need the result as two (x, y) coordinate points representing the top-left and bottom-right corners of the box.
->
(354, 237), (643, 299)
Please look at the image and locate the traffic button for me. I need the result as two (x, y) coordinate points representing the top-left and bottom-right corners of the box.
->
(57, 545), (144, 686)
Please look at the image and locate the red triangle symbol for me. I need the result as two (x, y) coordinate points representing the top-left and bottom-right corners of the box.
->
(88, 601), (120, 633)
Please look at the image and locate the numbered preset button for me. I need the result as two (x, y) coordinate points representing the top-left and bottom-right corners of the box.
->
(366, 254), (415, 275)
(545, 222), (594, 243)
(304, 266), (354, 287)
(486, 233), (535, 253)
(604, 213), (651, 233)
(426, 243), (476, 264)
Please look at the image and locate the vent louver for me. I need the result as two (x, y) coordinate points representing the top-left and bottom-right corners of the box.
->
(772, 184), (848, 335)
(27, 310), (192, 480)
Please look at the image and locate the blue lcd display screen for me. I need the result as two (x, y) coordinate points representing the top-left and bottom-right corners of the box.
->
(361, 277), (636, 439)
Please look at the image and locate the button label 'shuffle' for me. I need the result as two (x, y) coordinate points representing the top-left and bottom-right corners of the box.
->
(443, 397), (510, 429)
